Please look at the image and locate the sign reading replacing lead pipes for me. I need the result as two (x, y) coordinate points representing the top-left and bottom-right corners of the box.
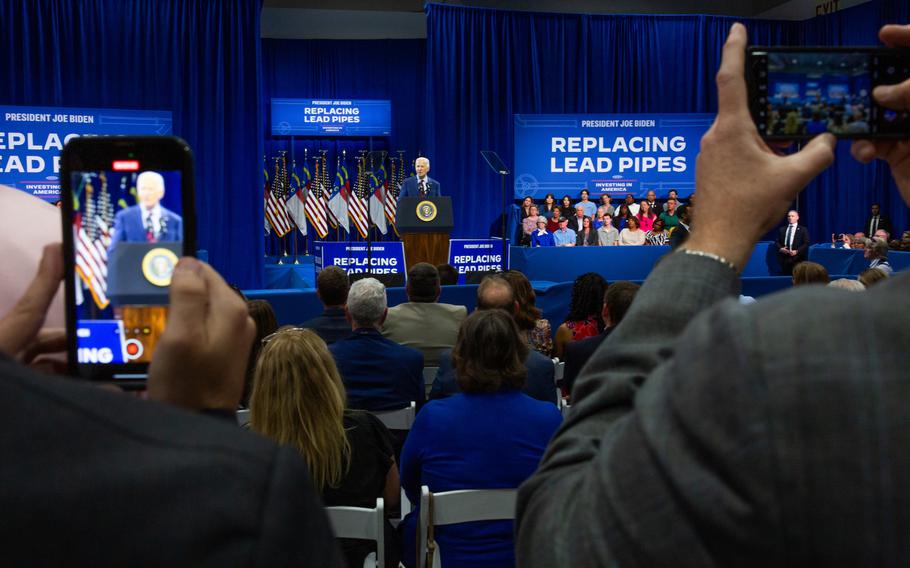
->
(271, 99), (392, 137)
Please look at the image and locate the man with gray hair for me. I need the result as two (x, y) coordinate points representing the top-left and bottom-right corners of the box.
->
(329, 278), (425, 411)
(865, 237), (893, 275)
(398, 156), (441, 197)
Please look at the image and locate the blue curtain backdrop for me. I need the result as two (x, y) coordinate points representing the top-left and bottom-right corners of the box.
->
(1, 0), (264, 288)
(425, 1), (910, 243)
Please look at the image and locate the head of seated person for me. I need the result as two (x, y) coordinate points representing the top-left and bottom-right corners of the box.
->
(316, 266), (349, 309)
(501, 270), (542, 331)
(865, 237), (889, 261)
(406, 262), (440, 303)
(452, 309), (528, 394)
(436, 263), (459, 286)
(243, 299), (278, 407)
(791, 261), (830, 286)
(345, 277), (388, 330)
(828, 278), (866, 292)
(858, 267), (889, 288)
(476, 275), (518, 314)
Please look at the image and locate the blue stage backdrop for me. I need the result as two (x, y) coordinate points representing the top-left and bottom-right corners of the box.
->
(1, 0), (264, 288)
(514, 113), (713, 200)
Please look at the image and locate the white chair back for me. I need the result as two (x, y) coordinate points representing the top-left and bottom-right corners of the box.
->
(372, 401), (416, 430)
(553, 360), (565, 382)
(416, 486), (517, 568)
(326, 498), (385, 568)
(235, 408), (250, 427)
(422, 367), (439, 387)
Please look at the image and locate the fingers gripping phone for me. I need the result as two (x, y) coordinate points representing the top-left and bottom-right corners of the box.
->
(60, 137), (196, 383)
(747, 47), (910, 140)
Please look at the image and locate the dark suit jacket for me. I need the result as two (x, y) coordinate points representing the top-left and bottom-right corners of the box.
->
(576, 229), (598, 247)
(398, 176), (440, 198)
(863, 215), (893, 238)
(567, 216), (586, 233)
(429, 348), (557, 405)
(517, 252), (910, 566)
(0, 356), (342, 566)
(330, 328), (425, 411)
(669, 223), (690, 249)
(562, 327), (615, 395)
(301, 307), (350, 345)
(776, 224), (809, 263)
(110, 204), (183, 248)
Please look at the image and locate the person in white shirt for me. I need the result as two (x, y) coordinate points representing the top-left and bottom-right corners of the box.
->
(618, 216), (646, 246)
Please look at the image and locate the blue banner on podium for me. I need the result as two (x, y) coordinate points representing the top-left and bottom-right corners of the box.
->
(0, 105), (172, 201)
(513, 113), (713, 200)
(76, 320), (127, 364)
(314, 241), (406, 276)
(271, 99), (392, 137)
(448, 238), (510, 284)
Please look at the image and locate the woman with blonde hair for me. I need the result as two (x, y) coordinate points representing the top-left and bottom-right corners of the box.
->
(250, 328), (400, 566)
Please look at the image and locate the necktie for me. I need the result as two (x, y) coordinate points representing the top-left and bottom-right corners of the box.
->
(146, 214), (156, 243)
(871, 217), (878, 235)
(419, 179), (426, 196)
(785, 225), (793, 250)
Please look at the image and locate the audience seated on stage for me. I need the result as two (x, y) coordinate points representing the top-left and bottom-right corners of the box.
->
(243, 299), (278, 407)
(593, 206), (607, 229)
(250, 327), (401, 567)
(430, 275), (556, 404)
(623, 194), (640, 216)
(562, 281), (640, 397)
(662, 189), (682, 211)
(576, 216), (598, 246)
(332, 278), (425, 411)
(636, 201), (657, 232)
(381, 263), (467, 366)
(859, 266), (889, 288)
(436, 263), (459, 285)
(614, 203), (631, 230)
(541, 193), (558, 218)
(575, 189), (597, 218)
(400, 309), (562, 568)
(670, 205), (692, 249)
(619, 216), (646, 246)
(597, 213), (620, 246)
(530, 217), (555, 247)
(554, 272), (608, 359)
(645, 218), (669, 246)
(553, 217), (577, 247)
(567, 205), (587, 232)
(792, 261), (830, 286)
(900, 231), (910, 251)
(301, 266), (351, 346)
(520, 196), (534, 219)
(660, 198), (680, 230)
(545, 206), (562, 232)
(829, 278), (866, 292)
(520, 205), (541, 245)
(865, 237), (893, 275)
(560, 194), (574, 215)
(599, 194), (615, 216)
(840, 233), (855, 248)
(643, 190), (660, 217)
(0, 246), (342, 565)
(502, 270), (553, 356)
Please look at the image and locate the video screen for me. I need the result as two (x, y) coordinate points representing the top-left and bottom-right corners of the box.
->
(764, 52), (872, 136)
(71, 169), (183, 366)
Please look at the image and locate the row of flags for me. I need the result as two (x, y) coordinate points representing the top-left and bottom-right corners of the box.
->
(264, 151), (409, 240)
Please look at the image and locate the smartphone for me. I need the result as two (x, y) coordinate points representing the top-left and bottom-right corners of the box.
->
(60, 136), (196, 383)
(747, 47), (910, 140)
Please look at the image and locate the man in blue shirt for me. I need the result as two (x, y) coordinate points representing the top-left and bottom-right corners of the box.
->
(552, 217), (577, 247)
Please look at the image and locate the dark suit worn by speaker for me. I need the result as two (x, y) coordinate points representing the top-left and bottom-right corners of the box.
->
(0, 354), (342, 566)
(301, 307), (350, 345)
(109, 205), (183, 249)
(398, 176), (441, 198)
(429, 348), (557, 405)
(775, 224), (809, 275)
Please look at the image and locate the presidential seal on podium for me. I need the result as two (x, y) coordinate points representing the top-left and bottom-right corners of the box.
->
(416, 200), (438, 222)
(142, 248), (179, 287)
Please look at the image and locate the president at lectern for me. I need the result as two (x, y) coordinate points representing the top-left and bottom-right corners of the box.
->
(110, 171), (183, 247)
(399, 156), (441, 197)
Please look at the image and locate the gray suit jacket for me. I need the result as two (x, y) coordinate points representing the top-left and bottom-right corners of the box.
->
(381, 302), (467, 366)
(516, 252), (910, 566)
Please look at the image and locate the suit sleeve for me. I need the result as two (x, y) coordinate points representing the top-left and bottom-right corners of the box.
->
(797, 228), (809, 255)
(775, 227), (785, 249)
(514, 252), (774, 567)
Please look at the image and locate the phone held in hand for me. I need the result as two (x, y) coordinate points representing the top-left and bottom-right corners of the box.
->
(60, 136), (196, 384)
(747, 47), (910, 140)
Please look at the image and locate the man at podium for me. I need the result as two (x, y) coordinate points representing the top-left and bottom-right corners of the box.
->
(399, 156), (441, 197)
(109, 171), (183, 248)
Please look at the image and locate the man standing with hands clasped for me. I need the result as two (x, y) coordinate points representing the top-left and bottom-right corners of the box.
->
(776, 209), (809, 275)
(517, 22), (910, 566)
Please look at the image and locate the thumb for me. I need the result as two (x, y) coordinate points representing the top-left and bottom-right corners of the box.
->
(782, 133), (836, 190)
(163, 257), (208, 344)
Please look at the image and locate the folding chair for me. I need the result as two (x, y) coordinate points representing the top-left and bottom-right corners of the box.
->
(326, 498), (386, 568)
(372, 401), (416, 431)
(235, 408), (250, 427)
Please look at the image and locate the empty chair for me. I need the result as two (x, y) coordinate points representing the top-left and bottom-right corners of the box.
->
(327, 498), (386, 568)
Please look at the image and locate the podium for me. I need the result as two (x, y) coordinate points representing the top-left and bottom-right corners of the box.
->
(396, 197), (454, 270)
(107, 242), (181, 306)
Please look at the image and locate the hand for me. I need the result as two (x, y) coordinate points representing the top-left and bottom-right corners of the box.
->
(851, 24), (910, 205)
(0, 244), (67, 366)
(683, 23), (836, 269)
(147, 257), (255, 411)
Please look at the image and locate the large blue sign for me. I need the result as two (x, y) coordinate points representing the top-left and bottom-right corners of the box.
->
(0, 105), (172, 201)
(448, 238), (510, 284)
(314, 241), (406, 276)
(271, 99), (392, 137)
(514, 113), (713, 200)
(76, 320), (127, 364)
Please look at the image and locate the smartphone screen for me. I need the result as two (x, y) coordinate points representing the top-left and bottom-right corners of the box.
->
(61, 137), (194, 382)
(748, 48), (910, 139)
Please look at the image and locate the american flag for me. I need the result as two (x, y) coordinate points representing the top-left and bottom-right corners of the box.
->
(264, 158), (293, 236)
(74, 176), (113, 309)
(348, 160), (369, 238)
(305, 173), (329, 238)
(383, 162), (399, 228)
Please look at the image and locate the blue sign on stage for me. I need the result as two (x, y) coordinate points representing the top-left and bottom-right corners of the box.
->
(0, 105), (173, 201)
(513, 113), (714, 200)
(76, 320), (127, 365)
(314, 241), (406, 276)
(448, 238), (510, 284)
(271, 99), (392, 137)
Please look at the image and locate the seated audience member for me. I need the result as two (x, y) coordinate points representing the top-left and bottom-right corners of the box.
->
(250, 328), (400, 568)
(382, 263), (467, 366)
(624, 193), (640, 216)
(554, 272), (608, 359)
(852, 232), (867, 250)
(864, 202), (893, 237)
(430, 276), (556, 404)
(828, 278), (866, 292)
(0, 245), (342, 565)
(874, 228), (891, 243)
(865, 237), (893, 275)
(636, 201), (657, 232)
(516, 22), (910, 567)
(901, 231), (910, 251)
(541, 193), (557, 218)
(553, 217), (577, 247)
(599, 194), (615, 216)
(593, 206), (607, 229)
(645, 218), (669, 246)
(614, 203), (631, 230)
(659, 198), (680, 230)
(519, 196), (534, 219)
(530, 217), (555, 247)
(619, 216), (646, 246)
(502, 270), (553, 356)
(840, 233), (854, 248)
(562, 281), (640, 396)
(331, 278), (425, 410)
(436, 263), (459, 286)
(792, 261), (830, 286)
(560, 194), (574, 214)
(242, 299), (278, 407)
(520, 205), (541, 245)
(575, 189), (597, 218)
(576, 216), (598, 246)
(662, 189), (682, 211)
(568, 205), (587, 232)
(670, 204), (692, 249)
(300, 266), (351, 345)
(644, 190), (660, 216)
(859, 266), (889, 288)
(546, 206), (562, 232)
(401, 310), (562, 568)
(597, 213), (620, 246)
